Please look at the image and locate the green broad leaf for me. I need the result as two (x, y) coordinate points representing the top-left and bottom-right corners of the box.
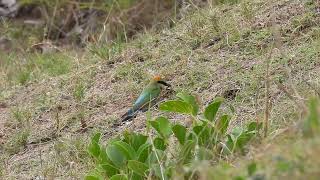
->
(231, 128), (255, 152)
(192, 124), (210, 146)
(98, 146), (111, 164)
(172, 124), (187, 145)
(156, 117), (172, 138)
(215, 114), (231, 135)
(231, 127), (244, 138)
(247, 122), (262, 132)
(106, 144), (127, 168)
(150, 117), (172, 139)
(123, 132), (148, 151)
(84, 175), (100, 180)
(128, 160), (149, 177)
(204, 97), (224, 122)
(84, 176), (101, 180)
(109, 174), (128, 180)
(247, 162), (257, 176)
(176, 92), (199, 116)
(108, 136), (122, 144)
(92, 132), (101, 143)
(88, 132), (102, 158)
(131, 173), (144, 180)
(159, 100), (194, 115)
(192, 125), (202, 135)
(100, 163), (119, 177)
(137, 143), (150, 163)
(88, 142), (100, 158)
(179, 140), (196, 164)
(149, 121), (160, 134)
(113, 141), (136, 160)
(85, 168), (104, 180)
(153, 137), (166, 150)
(223, 134), (233, 154)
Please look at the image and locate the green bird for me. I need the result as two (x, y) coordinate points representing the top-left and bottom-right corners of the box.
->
(121, 75), (171, 122)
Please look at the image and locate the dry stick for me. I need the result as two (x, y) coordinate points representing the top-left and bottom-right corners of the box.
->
(264, 8), (281, 138)
(145, 96), (166, 180)
(150, 134), (165, 180)
(39, 147), (43, 176)
(55, 106), (60, 134)
(98, 1), (115, 43)
(264, 47), (273, 138)
(254, 77), (262, 136)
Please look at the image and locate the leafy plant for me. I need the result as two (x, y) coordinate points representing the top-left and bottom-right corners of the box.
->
(86, 93), (261, 179)
(73, 80), (86, 102)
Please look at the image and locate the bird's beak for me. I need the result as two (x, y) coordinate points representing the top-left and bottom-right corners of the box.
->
(158, 80), (171, 87)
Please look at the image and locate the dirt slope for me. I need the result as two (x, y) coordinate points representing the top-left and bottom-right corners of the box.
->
(0, 0), (319, 179)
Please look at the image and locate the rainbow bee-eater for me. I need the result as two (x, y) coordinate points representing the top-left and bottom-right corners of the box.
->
(121, 76), (171, 122)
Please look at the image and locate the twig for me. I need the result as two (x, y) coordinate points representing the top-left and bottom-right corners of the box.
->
(39, 147), (43, 176)
(264, 47), (272, 138)
(55, 106), (62, 134)
(254, 78), (263, 136)
(148, 132), (165, 180)
(28, 133), (60, 145)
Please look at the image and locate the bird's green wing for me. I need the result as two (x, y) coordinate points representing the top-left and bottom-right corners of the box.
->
(132, 84), (161, 111)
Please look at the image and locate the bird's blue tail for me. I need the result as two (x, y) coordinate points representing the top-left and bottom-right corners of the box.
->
(121, 108), (136, 122)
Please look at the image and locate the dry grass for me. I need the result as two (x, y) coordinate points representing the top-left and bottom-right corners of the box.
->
(0, 0), (319, 178)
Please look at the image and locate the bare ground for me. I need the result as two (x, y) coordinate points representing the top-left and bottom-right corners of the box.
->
(0, 0), (319, 179)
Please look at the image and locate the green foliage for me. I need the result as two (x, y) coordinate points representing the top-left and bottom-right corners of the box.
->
(204, 97), (224, 122)
(247, 162), (257, 176)
(127, 160), (149, 176)
(88, 133), (101, 158)
(33, 53), (71, 76)
(123, 131), (148, 151)
(88, 40), (124, 62)
(86, 93), (260, 179)
(10, 107), (31, 127)
(3, 129), (30, 155)
(303, 98), (320, 137)
(2, 52), (72, 85)
(106, 143), (127, 168)
(109, 174), (128, 180)
(16, 70), (31, 85)
(223, 122), (260, 154)
(73, 81), (87, 102)
(159, 100), (194, 115)
(176, 92), (199, 116)
(178, 140), (196, 164)
(172, 124), (187, 145)
(149, 117), (172, 139)
(160, 92), (199, 116)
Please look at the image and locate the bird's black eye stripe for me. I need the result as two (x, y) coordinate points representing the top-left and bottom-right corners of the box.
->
(158, 81), (171, 87)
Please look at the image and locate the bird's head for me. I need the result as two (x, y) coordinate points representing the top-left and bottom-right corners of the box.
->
(153, 75), (162, 82)
(152, 75), (171, 87)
